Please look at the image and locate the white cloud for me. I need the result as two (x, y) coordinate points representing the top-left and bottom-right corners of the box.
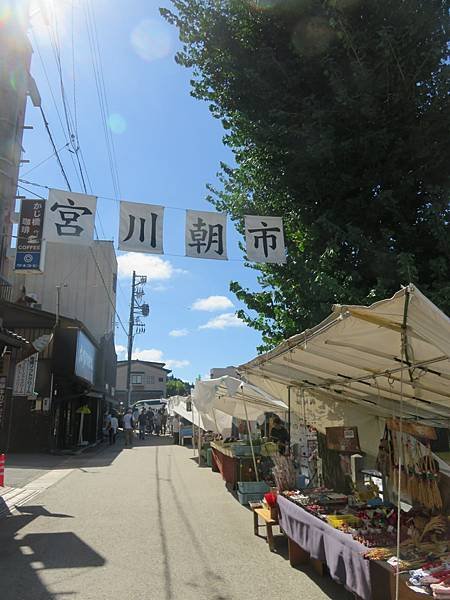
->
(169, 329), (189, 338)
(115, 344), (126, 358)
(165, 359), (190, 369)
(133, 348), (164, 362)
(117, 253), (187, 281)
(132, 348), (190, 370)
(191, 295), (234, 312)
(199, 313), (246, 330)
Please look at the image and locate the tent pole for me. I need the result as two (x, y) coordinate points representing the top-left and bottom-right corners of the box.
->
(198, 411), (202, 466)
(212, 408), (220, 435)
(243, 395), (259, 482)
(288, 385), (291, 453)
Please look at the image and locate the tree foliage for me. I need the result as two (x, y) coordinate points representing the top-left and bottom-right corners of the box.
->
(162, 0), (450, 351)
(166, 376), (192, 397)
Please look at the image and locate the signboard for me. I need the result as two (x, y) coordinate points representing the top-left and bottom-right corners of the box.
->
(14, 199), (46, 272)
(13, 353), (39, 396)
(75, 331), (96, 384)
(326, 426), (361, 453)
(0, 376), (6, 428)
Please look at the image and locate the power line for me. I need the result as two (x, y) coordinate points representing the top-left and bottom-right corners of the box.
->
(21, 142), (70, 176)
(38, 107), (72, 191)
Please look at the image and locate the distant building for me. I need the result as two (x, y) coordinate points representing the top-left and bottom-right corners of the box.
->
(210, 366), (239, 379)
(116, 360), (171, 405)
(7, 240), (117, 343)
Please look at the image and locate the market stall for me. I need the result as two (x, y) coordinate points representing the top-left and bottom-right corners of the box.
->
(237, 285), (450, 599)
(192, 376), (288, 485)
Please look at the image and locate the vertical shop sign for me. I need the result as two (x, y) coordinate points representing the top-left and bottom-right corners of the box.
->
(13, 353), (39, 396)
(14, 199), (46, 272)
(0, 377), (6, 428)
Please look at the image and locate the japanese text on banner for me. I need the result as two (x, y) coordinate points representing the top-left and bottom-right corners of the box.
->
(185, 210), (227, 260)
(119, 201), (164, 254)
(43, 189), (97, 245)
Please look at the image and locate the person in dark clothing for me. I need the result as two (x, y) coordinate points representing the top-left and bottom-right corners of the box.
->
(270, 416), (289, 454)
(138, 409), (147, 440)
(146, 409), (154, 434)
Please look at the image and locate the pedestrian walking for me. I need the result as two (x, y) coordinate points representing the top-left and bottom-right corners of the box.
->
(154, 410), (162, 436)
(109, 413), (118, 445)
(161, 409), (168, 435)
(146, 408), (154, 434)
(123, 408), (134, 447)
(172, 414), (180, 444)
(138, 408), (147, 440)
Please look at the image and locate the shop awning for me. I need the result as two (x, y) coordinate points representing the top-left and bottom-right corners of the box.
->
(239, 284), (450, 427)
(192, 375), (288, 421)
(167, 395), (232, 434)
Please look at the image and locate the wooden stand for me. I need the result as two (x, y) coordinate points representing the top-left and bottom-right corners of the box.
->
(253, 507), (278, 551)
(288, 537), (324, 576)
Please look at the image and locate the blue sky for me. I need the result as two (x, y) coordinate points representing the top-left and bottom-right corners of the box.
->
(23, 0), (263, 382)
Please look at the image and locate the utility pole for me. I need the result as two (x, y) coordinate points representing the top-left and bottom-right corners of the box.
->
(126, 271), (150, 408)
(0, 1), (38, 282)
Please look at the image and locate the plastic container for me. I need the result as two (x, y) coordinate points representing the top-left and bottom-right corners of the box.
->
(206, 447), (213, 467)
(233, 445), (261, 457)
(237, 490), (267, 505)
(237, 481), (270, 494)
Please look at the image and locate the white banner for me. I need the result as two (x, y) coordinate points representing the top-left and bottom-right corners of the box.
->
(43, 189), (97, 245)
(185, 210), (227, 260)
(119, 201), (164, 254)
(244, 215), (286, 264)
(13, 353), (39, 396)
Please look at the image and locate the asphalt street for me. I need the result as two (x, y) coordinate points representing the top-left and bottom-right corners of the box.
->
(0, 435), (352, 600)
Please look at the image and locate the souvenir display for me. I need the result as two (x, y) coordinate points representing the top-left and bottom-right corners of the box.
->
(377, 426), (443, 511)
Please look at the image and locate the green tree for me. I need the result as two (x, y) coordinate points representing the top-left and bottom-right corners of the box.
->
(162, 0), (450, 351)
(166, 376), (192, 397)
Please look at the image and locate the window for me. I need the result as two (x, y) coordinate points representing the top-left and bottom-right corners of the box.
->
(146, 375), (155, 385)
(158, 377), (164, 383)
(131, 374), (142, 384)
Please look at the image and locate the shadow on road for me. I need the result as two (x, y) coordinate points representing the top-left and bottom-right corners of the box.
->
(0, 505), (105, 600)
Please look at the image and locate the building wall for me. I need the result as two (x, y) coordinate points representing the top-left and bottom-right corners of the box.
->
(7, 240), (117, 342)
(116, 361), (169, 400)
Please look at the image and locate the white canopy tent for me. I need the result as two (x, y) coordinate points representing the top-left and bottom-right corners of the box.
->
(192, 376), (288, 421)
(192, 376), (288, 480)
(238, 285), (450, 459)
(167, 395), (232, 435)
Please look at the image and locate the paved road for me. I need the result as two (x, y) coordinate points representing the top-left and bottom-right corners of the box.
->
(0, 436), (351, 600)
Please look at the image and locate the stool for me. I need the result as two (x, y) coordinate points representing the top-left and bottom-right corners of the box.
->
(253, 507), (278, 551)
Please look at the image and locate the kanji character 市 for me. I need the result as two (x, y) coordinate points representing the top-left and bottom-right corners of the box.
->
(247, 221), (281, 258)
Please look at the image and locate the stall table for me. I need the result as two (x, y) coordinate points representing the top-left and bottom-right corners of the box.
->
(278, 495), (374, 599)
(210, 441), (255, 486)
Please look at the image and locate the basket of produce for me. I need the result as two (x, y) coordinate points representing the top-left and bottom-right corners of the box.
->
(326, 514), (361, 529)
(261, 442), (278, 456)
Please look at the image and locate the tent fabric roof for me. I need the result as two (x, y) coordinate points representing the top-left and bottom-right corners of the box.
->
(192, 375), (288, 421)
(239, 285), (450, 426)
(167, 395), (232, 434)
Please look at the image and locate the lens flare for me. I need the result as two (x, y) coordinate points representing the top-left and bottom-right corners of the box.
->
(0, 6), (12, 27)
(130, 19), (172, 62)
(107, 113), (127, 134)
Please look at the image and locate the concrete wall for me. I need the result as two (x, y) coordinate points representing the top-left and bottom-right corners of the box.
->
(7, 240), (117, 343)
